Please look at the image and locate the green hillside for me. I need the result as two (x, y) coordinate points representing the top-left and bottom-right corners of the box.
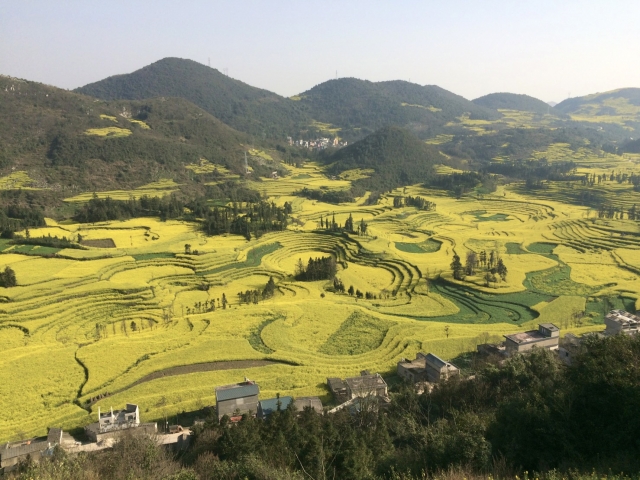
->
(325, 126), (442, 189)
(297, 78), (500, 140)
(75, 57), (308, 139)
(473, 92), (557, 115)
(0, 75), (250, 193)
(555, 88), (640, 133)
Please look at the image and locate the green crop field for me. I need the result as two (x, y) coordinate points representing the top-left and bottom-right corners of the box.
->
(0, 161), (639, 443)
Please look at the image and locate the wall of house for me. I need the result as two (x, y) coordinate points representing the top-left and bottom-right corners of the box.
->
(217, 395), (259, 420)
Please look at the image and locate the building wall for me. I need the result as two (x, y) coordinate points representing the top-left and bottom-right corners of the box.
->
(507, 337), (559, 354)
(217, 395), (259, 420)
(86, 423), (157, 443)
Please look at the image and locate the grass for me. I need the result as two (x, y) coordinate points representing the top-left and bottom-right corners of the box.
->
(319, 311), (394, 356)
(395, 239), (442, 253)
(0, 171), (37, 190)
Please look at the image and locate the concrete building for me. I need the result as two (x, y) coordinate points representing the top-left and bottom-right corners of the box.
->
(604, 310), (640, 336)
(293, 396), (323, 414)
(257, 396), (293, 419)
(327, 377), (349, 404)
(215, 380), (260, 421)
(344, 372), (388, 399)
(397, 352), (459, 383)
(504, 323), (560, 355)
(1, 428), (63, 473)
(85, 404), (157, 442)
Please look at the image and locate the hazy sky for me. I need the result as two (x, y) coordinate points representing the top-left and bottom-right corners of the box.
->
(1, 1), (639, 102)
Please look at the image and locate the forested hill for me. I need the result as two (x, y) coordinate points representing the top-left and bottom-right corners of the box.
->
(0, 75), (248, 192)
(75, 57), (308, 139)
(297, 78), (500, 140)
(325, 126), (442, 189)
(473, 92), (557, 115)
(555, 88), (640, 114)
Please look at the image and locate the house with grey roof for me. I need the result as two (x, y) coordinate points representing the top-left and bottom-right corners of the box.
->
(85, 404), (157, 442)
(604, 310), (640, 336)
(215, 380), (260, 421)
(504, 323), (560, 356)
(397, 352), (459, 384)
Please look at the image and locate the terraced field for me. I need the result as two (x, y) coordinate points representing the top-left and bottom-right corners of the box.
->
(1, 163), (640, 442)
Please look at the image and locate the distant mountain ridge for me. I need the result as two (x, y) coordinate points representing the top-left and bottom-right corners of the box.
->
(555, 88), (640, 113)
(297, 78), (500, 140)
(75, 57), (307, 139)
(472, 92), (556, 115)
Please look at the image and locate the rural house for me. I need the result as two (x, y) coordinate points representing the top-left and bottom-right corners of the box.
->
(504, 323), (560, 355)
(215, 380), (260, 421)
(257, 396), (293, 419)
(327, 372), (390, 413)
(397, 352), (460, 383)
(604, 309), (640, 336)
(0, 428), (63, 474)
(85, 404), (157, 442)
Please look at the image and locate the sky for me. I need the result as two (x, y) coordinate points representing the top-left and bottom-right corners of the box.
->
(1, 0), (639, 103)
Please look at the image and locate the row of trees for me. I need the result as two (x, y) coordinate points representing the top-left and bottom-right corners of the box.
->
(202, 201), (291, 240)
(74, 194), (186, 223)
(237, 277), (277, 304)
(318, 213), (368, 235)
(392, 195), (436, 210)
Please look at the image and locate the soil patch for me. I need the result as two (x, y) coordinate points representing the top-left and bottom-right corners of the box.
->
(81, 238), (116, 248)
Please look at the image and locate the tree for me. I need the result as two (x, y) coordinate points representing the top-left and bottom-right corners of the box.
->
(496, 258), (508, 281)
(222, 293), (228, 309)
(348, 285), (355, 296)
(450, 254), (465, 281)
(262, 276), (276, 299)
(465, 251), (478, 276)
(444, 325), (450, 338)
(184, 244), (191, 255)
(130, 321), (137, 332)
(0, 266), (17, 288)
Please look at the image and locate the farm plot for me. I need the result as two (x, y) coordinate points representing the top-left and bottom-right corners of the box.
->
(2, 176), (640, 442)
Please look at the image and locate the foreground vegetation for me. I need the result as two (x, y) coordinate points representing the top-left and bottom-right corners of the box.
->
(9, 335), (640, 479)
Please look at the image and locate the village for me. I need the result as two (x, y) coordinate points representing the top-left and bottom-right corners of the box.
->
(2, 309), (638, 475)
(287, 136), (348, 150)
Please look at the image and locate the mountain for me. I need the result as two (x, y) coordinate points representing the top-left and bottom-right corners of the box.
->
(0, 75), (249, 194)
(297, 78), (500, 140)
(472, 92), (556, 115)
(325, 126), (442, 189)
(555, 88), (640, 114)
(75, 57), (307, 139)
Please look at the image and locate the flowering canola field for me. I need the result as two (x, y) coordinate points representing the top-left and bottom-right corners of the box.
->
(0, 165), (639, 442)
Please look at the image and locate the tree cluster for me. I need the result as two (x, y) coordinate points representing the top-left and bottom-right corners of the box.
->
(451, 250), (507, 286)
(295, 256), (337, 281)
(0, 266), (17, 287)
(202, 201), (291, 241)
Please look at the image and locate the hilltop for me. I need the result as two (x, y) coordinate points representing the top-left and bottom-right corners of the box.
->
(0, 75), (250, 194)
(555, 88), (640, 134)
(297, 78), (500, 140)
(325, 126), (442, 189)
(75, 57), (308, 139)
(473, 92), (557, 115)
